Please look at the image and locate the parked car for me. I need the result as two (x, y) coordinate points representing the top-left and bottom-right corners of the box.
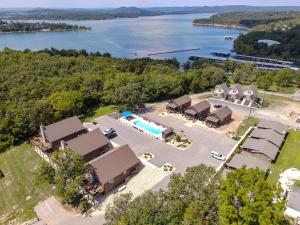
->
(210, 151), (226, 161)
(104, 128), (117, 139)
(214, 104), (223, 108)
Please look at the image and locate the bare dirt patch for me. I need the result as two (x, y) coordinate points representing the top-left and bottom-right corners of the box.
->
(215, 111), (246, 134)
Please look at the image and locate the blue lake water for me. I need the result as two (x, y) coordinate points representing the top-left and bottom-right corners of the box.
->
(0, 14), (246, 63)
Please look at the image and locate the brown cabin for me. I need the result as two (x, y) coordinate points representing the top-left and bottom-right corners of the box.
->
(66, 129), (111, 162)
(88, 144), (139, 194)
(205, 106), (232, 127)
(184, 100), (210, 120)
(32, 116), (87, 152)
(166, 95), (192, 114)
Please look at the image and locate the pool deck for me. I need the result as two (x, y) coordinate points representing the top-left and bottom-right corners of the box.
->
(90, 112), (236, 190)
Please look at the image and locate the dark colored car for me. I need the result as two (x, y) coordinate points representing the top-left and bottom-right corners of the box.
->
(214, 104), (223, 108)
(104, 128), (117, 139)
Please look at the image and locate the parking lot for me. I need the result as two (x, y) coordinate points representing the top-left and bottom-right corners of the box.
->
(87, 112), (236, 190)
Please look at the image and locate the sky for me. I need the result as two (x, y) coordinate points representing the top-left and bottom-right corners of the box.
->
(0, 0), (300, 8)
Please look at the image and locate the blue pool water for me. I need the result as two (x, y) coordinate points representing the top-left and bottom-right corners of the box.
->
(133, 120), (162, 136)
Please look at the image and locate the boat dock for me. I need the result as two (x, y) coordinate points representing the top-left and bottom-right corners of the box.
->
(147, 48), (201, 56)
(189, 53), (298, 71)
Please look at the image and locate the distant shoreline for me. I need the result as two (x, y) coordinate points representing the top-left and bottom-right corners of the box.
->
(192, 22), (250, 31)
(0, 29), (90, 34)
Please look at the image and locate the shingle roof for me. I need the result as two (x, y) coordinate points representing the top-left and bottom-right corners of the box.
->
(173, 95), (192, 106)
(211, 106), (232, 121)
(249, 128), (284, 147)
(44, 116), (85, 143)
(242, 137), (279, 160)
(243, 85), (258, 97)
(257, 119), (288, 135)
(66, 129), (110, 157)
(216, 83), (229, 93)
(229, 84), (243, 94)
(185, 100), (210, 115)
(287, 187), (300, 212)
(89, 144), (139, 184)
(227, 153), (269, 172)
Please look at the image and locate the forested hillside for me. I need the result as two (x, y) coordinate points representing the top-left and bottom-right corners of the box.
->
(0, 48), (299, 151)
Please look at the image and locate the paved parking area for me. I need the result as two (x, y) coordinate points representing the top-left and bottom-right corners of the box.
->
(91, 113), (236, 190)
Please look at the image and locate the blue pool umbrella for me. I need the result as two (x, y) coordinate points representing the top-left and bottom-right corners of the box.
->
(121, 111), (133, 118)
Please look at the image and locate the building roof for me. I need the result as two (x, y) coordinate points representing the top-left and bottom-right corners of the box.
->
(44, 116), (85, 143)
(257, 119), (288, 135)
(89, 144), (139, 184)
(287, 187), (300, 212)
(216, 83), (229, 93)
(185, 100), (210, 116)
(243, 85), (259, 98)
(227, 153), (269, 173)
(210, 106), (232, 121)
(173, 95), (192, 106)
(242, 137), (279, 160)
(66, 129), (110, 157)
(292, 90), (300, 98)
(229, 84), (243, 94)
(250, 128), (284, 147)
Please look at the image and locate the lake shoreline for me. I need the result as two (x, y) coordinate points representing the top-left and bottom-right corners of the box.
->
(0, 29), (90, 34)
(192, 22), (250, 31)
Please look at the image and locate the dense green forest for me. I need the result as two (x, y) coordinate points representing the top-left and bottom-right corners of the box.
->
(104, 166), (288, 225)
(0, 21), (90, 33)
(0, 48), (299, 151)
(234, 25), (300, 64)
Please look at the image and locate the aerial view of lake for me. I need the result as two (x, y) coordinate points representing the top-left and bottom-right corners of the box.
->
(0, 14), (246, 63)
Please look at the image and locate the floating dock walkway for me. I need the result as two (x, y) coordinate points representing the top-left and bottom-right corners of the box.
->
(147, 48), (201, 56)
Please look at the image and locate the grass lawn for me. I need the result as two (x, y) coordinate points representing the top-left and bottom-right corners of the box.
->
(268, 130), (300, 188)
(0, 143), (55, 224)
(82, 105), (118, 122)
(234, 117), (260, 140)
(261, 94), (298, 108)
(267, 85), (297, 94)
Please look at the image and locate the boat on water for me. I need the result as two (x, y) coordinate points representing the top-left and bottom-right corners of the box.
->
(224, 36), (234, 40)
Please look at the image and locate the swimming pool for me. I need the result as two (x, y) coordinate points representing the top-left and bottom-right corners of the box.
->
(133, 120), (163, 136)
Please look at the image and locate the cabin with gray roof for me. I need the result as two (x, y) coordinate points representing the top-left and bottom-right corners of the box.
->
(184, 100), (210, 120)
(226, 152), (269, 174)
(205, 106), (232, 127)
(86, 144), (139, 195)
(241, 137), (279, 162)
(228, 84), (243, 102)
(249, 128), (285, 148)
(257, 119), (288, 136)
(242, 85), (259, 101)
(166, 95), (192, 114)
(285, 187), (300, 219)
(213, 83), (229, 99)
(66, 128), (111, 162)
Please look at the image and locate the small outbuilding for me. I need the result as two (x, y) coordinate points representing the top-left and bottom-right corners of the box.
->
(184, 100), (210, 120)
(162, 128), (174, 139)
(166, 95), (192, 114)
(292, 90), (300, 101)
(205, 106), (232, 127)
(285, 187), (300, 219)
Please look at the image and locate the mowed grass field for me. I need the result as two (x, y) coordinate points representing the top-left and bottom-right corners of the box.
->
(268, 130), (300, 188)
(0, 143), (54, 224)
(83, 105), (118, 122)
